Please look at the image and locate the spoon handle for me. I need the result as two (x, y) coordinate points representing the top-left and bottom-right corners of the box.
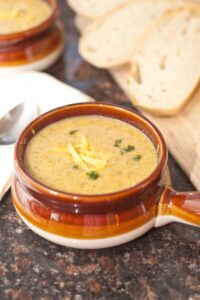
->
(0, 144), (14, 200)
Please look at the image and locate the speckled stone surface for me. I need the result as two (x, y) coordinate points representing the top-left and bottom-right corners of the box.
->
(0, 1), (200, 299)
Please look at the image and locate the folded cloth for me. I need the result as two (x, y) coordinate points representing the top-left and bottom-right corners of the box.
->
(0, 71), (92, 200)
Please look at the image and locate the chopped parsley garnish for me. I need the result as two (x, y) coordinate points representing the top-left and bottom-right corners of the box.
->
(123, 145), (135, 152)
(114, 139), (123, 148)
(87, 171), (100, 180)
(69, 130), (78, 135)
(133, 154), (142, 161)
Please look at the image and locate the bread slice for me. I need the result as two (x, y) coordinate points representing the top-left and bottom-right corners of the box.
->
(67, 0), (128, 19)
(79, 0), (188, 68)
(127, 7), (200, 116)
(73, 2), (198, 35)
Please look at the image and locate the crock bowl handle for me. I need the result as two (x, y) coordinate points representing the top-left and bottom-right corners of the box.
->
(155, 187), (200, 227)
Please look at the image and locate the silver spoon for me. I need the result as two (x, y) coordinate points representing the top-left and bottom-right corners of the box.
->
(0, 102), (38, 145)
(0, 102), (38, 200)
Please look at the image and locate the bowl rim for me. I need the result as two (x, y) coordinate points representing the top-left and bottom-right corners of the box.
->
(0, 0), (58, 42)
(14, 102), (168, 205)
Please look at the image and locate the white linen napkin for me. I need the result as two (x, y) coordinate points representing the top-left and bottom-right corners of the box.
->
(0, 71), (93, 200)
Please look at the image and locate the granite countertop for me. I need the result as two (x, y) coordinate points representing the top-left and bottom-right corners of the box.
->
(0, 1), (199, 299)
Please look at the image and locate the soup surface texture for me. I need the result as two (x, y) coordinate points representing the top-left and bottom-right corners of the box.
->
(24, 116), (158, 195)
(0, 0), (52, 34)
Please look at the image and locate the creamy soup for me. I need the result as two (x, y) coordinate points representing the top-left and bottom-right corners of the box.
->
(24, 116), (158, 195)
(0, 0), (52, 34)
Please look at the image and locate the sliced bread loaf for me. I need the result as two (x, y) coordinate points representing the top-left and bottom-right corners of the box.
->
(79, 0), (187, 68)
(67, 0), (128, 19)
(127, 7), (200, 116)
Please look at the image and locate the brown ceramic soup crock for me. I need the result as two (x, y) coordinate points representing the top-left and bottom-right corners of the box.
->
(0, 0), (64, 72)
(11, 103), (200, 249)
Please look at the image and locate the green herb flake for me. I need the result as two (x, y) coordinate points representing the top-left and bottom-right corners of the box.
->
(114, 139), (123, 148)
(69, 130), (78, 135)
(133, 154), (142, 161)
(87, 171), (100, 180)
(123, 145), (135, 152)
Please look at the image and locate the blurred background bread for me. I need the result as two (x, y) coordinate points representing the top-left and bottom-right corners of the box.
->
(68, 0), (200, 116)
(79, 0), (186, 68)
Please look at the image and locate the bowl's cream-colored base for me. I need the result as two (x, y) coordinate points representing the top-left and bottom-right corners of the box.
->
(0, 43), (64, 76)
(15, 206), (155, 249)
(15, 206), (194, 249)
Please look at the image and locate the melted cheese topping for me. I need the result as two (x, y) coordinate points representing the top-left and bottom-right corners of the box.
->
(52, 135), (107, 172)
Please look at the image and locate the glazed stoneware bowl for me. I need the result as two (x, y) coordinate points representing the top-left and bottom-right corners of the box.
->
(0, 0), (64, 74)
(11, 103), (200, 249)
